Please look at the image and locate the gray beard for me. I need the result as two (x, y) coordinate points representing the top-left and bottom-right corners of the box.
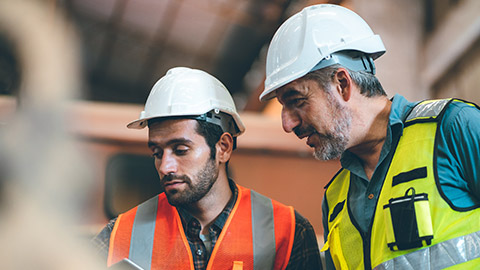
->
(313, 93), (351, 161)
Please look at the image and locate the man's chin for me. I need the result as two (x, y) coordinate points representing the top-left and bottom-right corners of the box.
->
(166, 197), (186, 207)
(313, 147), (341, 161)
(165, 192), (186, 206)
(313, 150), (328, 161)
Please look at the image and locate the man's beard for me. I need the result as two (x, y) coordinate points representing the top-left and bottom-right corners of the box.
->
(293, 89), (352, 161)
(313, 91), (351, 160)
(312, 120), (350, 160)
(161, 159), (218, 206)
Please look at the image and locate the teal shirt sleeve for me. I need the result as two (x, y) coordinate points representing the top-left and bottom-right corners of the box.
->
(437, 100), (480, 208)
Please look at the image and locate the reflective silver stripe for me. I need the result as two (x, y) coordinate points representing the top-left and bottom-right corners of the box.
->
(406, 99), (450, 122)
(251, 190), (276, 270)
(320, 250), (327, 270)
(129, 196), (158, 270)
(374, 231), (480, 269)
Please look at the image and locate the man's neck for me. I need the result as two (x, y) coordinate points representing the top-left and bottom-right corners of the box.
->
(349, 96), (392, 180)
(183, 177), (233, 233)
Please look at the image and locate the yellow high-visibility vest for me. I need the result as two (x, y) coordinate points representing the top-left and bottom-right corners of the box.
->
(322, 99), (480, 269)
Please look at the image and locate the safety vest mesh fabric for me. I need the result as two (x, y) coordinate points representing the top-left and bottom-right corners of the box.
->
(322, 169), (364, 269)
(107, 193), (194, 270)
(323, 98), (480, 269)
(107, 185), (295, 270)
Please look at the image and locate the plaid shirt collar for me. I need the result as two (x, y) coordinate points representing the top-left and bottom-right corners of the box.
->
(177, 179), (238, 230)
(176, 179), (238, 270)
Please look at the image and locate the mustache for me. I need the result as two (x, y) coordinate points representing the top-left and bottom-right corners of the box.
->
(294, 125), (337, 140)
(294, 125), (316, 138)
(161, 173), (191, 183)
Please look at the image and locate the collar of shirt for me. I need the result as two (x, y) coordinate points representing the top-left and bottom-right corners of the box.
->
(339, 94), (416, 180)
(177, 179), (238, 233)
(168, 180), (238, 269)
(177, 179), (238, 246)
(388, 94), (417, 132)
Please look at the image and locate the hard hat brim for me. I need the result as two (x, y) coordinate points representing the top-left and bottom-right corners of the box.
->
(126, 118), (149, 129)
(126, 113), (246, 137)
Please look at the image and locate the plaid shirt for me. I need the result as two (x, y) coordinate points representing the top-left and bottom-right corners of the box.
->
(92, 180), (321, 269)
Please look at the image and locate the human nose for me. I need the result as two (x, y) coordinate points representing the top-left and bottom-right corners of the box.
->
(157, 153), (177, 177)
(281, 108), (300, 133)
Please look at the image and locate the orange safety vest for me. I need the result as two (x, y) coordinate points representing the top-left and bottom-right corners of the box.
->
(107, 185), (296, 270)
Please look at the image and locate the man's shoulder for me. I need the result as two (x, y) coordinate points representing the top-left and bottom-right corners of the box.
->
(91, 217), (117, 258)
(440, 99), (480, 133)
(238, 185), (288, 205)
(445, 99), (480, 118)
(239, 186), (316, 226)
(293, 210), (316, 230)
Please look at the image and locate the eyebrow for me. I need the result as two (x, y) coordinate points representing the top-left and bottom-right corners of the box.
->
(147, 138), (193, 148)
(278, 87), (302, 102)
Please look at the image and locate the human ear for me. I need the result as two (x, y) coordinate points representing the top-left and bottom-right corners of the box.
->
(216, 132), (233, 163)
(335, 68), (352, 101)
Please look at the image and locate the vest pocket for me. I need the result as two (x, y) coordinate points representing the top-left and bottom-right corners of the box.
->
(383, 187), (434, 251)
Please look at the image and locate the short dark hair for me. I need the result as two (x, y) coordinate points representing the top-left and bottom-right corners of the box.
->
(194, 120), (223, 160)
(303, 64), (386, 97)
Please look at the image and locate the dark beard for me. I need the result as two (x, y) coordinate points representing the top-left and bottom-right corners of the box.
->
(162, 159), (218, 206)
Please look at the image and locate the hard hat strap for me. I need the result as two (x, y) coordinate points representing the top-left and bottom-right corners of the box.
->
(146, 110), (240, 138)
(192, 110), (240, 137)
(311, 51), (376, 75)
(192, 110), (239, 150)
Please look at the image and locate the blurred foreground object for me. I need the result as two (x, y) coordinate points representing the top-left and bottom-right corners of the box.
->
(0, 0), (105, 269)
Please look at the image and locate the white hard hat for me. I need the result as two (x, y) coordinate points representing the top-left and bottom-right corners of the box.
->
(260, 4), (386, 101)
(128, 67), (245, 137)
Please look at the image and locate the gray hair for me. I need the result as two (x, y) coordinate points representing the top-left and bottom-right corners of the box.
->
(302, 64), (386, 97)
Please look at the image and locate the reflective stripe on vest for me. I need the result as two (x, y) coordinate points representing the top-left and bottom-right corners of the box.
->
(323, 98), (480, 269)
(374, 231), (480, 269)
(130, 196), (158, 269)
(405, 98), (450, 122)
(251, 190), (276, 269)
(107, 185), (295, 270)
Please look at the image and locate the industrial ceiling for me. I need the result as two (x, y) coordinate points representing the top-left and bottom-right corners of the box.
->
(0, 0), (346, 112)
(65, 0), (334, 111)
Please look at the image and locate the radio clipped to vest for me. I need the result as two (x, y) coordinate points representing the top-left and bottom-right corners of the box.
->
(383, 187), (434, 251)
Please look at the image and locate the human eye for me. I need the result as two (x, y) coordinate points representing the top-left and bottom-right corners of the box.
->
(174, 145), (189, 156)
(287, 97), (307, 108)
(151, 149), (162, 159)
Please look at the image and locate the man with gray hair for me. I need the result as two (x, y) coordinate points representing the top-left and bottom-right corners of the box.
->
(260, 4), (480, 269)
